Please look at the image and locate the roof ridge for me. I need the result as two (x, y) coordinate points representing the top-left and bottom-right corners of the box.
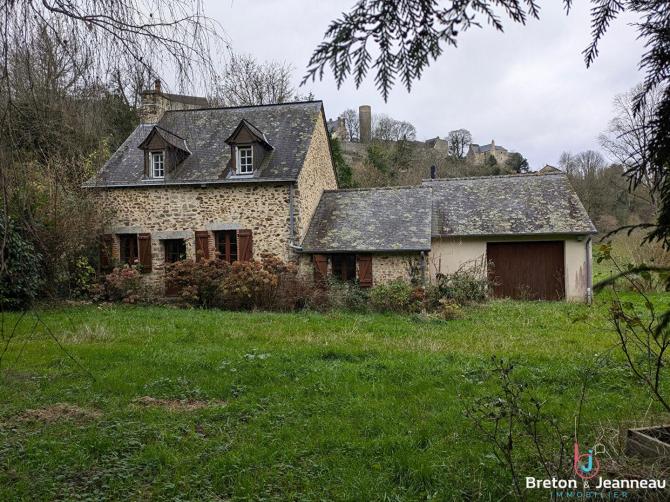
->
(162, 99), (323, 114)
(423, 172), (565, 182)
(323, 185), (430, 193)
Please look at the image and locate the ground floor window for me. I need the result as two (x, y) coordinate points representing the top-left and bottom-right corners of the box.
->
(119, 234), (138, 265)
(215, 230), (238, 263)
(331, 254), (357, 282)
(163, 239), (186, 263)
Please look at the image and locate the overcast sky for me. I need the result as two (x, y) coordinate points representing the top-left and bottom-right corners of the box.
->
(206, 1), (644, 170)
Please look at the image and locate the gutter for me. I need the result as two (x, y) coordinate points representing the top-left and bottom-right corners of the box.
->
(82, 177), (296, 189)
(585, 236), (593, 304)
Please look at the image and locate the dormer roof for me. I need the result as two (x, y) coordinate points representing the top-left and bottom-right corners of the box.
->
(224, 119), (273, 150)
(138, 125), (191, 155)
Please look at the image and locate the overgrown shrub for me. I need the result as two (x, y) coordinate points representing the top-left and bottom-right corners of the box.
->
(327, 280), (369, 312)
(166, 258), (230, 307)
(70, 256), (97, 298)
(94, 264), (144, 303)
(369, 280), (423, 313)
(428, 257), (490, 306)
(166, 254), (313, 311)
(0, 218), (43, 310)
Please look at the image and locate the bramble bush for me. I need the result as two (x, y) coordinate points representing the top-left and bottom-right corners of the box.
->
(369, 280), (424, 313)
(427, 257), (490, 307)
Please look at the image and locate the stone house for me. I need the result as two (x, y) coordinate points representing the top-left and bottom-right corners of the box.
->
(466, 139), (512, 165)
(86, 89), (595, 302)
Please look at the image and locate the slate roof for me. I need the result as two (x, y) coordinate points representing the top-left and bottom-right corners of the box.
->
(471, 143), (508, 153)
(424, 173), (596, 237)
(84, 101), (324, 187)
(301, 187), (433, 252)
(162, 93), (209, 107)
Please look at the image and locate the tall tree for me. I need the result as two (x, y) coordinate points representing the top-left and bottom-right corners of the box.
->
(341, 108), (360, 141)
(215, 53), (302, 106)
(600, 83), (663, 204)
(446, 129), (472, 158)
(373, 114), (416, 141)
(504, 152), (529, 173)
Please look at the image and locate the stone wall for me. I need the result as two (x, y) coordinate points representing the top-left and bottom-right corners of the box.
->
(97, 183), (292, 292)
(372, 254), (421, 284)
(295, 113), (338, 240)
(297, 252), (422, 286)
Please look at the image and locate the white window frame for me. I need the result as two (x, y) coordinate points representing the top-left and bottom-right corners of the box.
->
(151, 151), (165, 179)
(236, 145), (253, 175)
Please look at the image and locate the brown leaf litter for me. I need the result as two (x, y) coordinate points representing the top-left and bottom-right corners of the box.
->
(17, 403), (102, 423)
(132, 396), (226, 411)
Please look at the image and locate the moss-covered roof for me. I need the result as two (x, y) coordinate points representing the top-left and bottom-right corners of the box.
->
(424, 173), (596, 237)
(84, 101), (324, 187)
(301, 187), (433, 253)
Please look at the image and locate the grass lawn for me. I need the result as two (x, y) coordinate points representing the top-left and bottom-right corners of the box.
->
(1, 294), (669, 500)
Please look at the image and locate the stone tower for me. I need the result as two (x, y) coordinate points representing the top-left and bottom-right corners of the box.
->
(359, 105), (372, 143)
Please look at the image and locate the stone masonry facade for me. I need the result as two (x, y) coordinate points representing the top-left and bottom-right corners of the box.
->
(295, 113), (338, 240)
(99, 183), (291, 292)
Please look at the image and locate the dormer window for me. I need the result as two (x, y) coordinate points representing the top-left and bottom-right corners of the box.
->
(151, 151), (165, 178)
(237, 146), (253, 175)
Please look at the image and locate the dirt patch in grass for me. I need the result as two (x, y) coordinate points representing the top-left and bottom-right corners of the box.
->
(132, 396), (226, 412)
(17, 403), (102, 423)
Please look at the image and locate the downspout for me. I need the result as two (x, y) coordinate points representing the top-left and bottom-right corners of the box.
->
(288, 183), (302, 251)
(585, 236), (593, 305)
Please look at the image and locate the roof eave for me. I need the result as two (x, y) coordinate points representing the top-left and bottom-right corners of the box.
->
(82, 177), (296, 189)
(432, 230), (598, 238)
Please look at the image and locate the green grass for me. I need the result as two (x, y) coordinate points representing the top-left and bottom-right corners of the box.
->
(1, 294), (669, 500)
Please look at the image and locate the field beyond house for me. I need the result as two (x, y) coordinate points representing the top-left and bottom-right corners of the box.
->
(1, 296), (669, 500)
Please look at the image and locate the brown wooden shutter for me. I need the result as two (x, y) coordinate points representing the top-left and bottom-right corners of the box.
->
(99, 234), (113, 272)
(194, 231), (210, 261)
(357, 255), (373, 288)
(237, 229), (253, 261)
(138, 233), (152, 272)
(313, 254), (328, 283)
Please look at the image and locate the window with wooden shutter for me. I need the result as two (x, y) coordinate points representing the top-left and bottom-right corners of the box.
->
(357, 255), (373, 288)
(99, 234), (113, 272)
(237, 229), (253, 261)
(119, 234), (138, 265)
(313, 254), (328, 283)
(138, 233), (152, 272)
(214, 230), (237, 263)
(194, 231), (210, 261)
(332, 254), (356, 282)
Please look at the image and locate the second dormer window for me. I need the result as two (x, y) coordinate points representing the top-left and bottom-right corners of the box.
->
(237, 146), (253, 174)
(151, 151), (165, 178)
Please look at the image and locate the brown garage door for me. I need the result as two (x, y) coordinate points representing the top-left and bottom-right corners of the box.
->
(487, 241), (565, 300)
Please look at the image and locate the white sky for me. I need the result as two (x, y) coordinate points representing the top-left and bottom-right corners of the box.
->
(205, 1), (644, 170)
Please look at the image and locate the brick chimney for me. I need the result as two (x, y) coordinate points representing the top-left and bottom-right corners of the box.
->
(154, 78), (162, 94)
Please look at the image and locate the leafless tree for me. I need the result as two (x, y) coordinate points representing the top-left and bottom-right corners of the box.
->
(372, 114), (416, 141)
(341, 108), (359, 141)
(214, 52), (305, 107)
(600, 84), (664, 204)
(0, 0), (224, 280)
(446, 129), (472, 158)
